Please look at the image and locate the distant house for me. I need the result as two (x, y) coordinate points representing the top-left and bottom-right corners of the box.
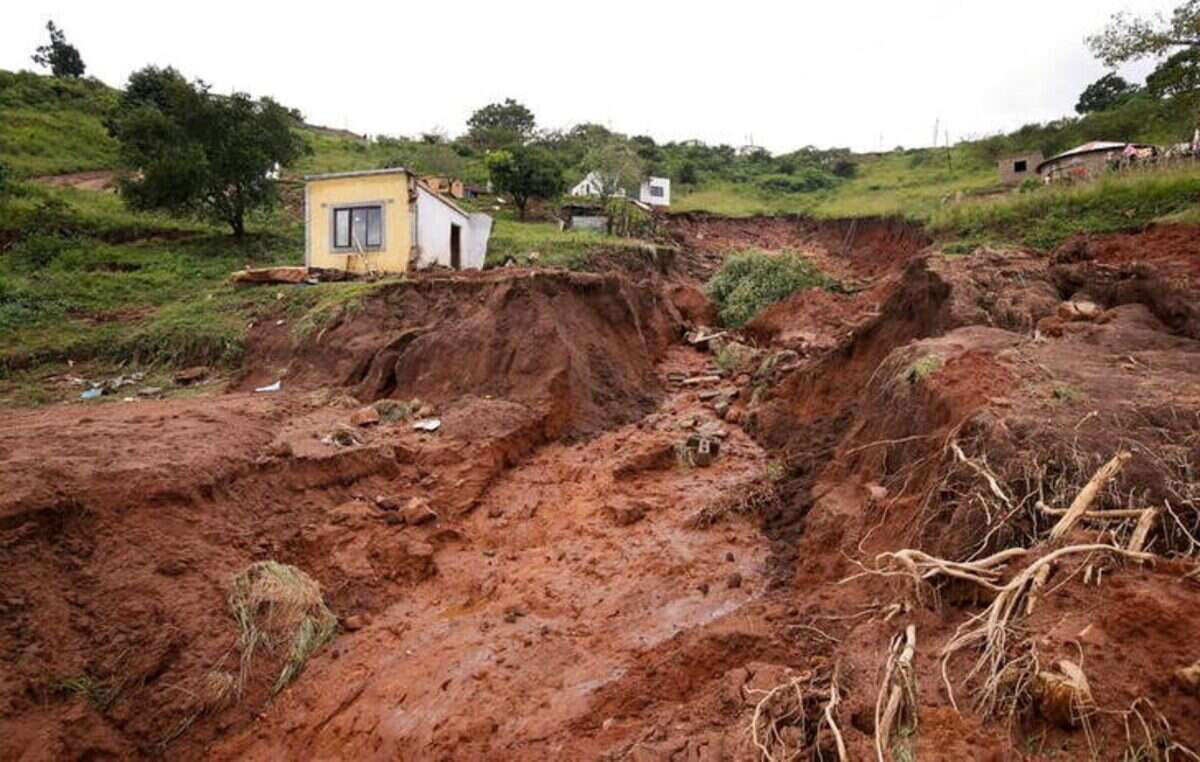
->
(1036, 141), (1155, 183)
(997, 152), (1043, 185)
(570, 170), (626, 199)
(304, 168), (491, 274)
(639, 176), (671, 207)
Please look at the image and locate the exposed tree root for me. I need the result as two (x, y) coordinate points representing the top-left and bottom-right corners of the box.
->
(874, 625), (917, 762)
(1122, 698), (1200, 761)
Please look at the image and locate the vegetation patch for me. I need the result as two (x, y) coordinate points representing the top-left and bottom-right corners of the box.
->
(228, 561), (337, 696)
(930, 166), (1200, 249)
(705, 250), (838, 328)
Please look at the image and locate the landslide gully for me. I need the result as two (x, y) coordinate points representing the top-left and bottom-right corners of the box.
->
(3, 219), (1200, 761)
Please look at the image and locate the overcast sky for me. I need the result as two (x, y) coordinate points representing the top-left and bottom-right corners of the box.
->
(3, 1), (1176, 153)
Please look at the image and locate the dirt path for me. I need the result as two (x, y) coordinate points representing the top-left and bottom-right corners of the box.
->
(27, 170), (116, 191)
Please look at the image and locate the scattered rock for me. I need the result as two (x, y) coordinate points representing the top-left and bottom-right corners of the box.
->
(698, 389), (722, 401)
(605, 502), (647, 527)
(612, 437), (676, 479)
(714, 399), (730, 419)
(697, 582), (710, 596)
(155, 558), (190, 577)
(342, 613), (371, 632)
(726, 572), (743, 589)
(350, 407), (381, 427)
(1057, 300), (1102, 322)
(1034, 659), (1094, 729)
(681, 375), (722, 387)
(375, 495), (401, 511)
(1175, 660), (1200, 694)
(323, 425), (362, 447)
(137, 386), (163, 398)
(503, 606), (527, 624)
(174, 366), (209, 385)
(402, 497), (438, 526)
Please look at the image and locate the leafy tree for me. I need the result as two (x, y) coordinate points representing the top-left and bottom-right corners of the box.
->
(831, 158), (858, 178)
(1075, 73), (1140, 113)
(1146, 47), (1200, 97)
(581, 141), (645, 203)
(108, 66), (309, 238)
(679, 162), (699, 185)
(31, 21), (85, 78)
(466, 98), (536, 151)
(485, 146), (565, 219)
(1087, 1), (1200, 66)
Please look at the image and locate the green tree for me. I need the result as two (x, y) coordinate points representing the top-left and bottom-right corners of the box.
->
(108, 66), (309, 238)
(679, 162), (699, 185)
(1146, 47), (1200, 96)
(1087, 1), (1200, 66)
(581, 141), (645, 203)
(1075, 73), (1140, 113)
(466, 98), (536, 151)
(485, 146), (565, 219)
(31, 21), (85, 78)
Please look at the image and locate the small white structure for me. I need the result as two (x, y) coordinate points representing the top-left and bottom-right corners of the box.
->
(638, 176), (671, 207)
(413, 183), (492, 270)
(570, 170), (626, 198)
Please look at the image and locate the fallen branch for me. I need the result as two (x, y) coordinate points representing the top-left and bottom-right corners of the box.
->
(1128, 507), (1159, 557)
(1048, 452), (1131, 539)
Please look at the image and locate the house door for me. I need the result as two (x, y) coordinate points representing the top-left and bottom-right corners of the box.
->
(450, 223), (462, 269)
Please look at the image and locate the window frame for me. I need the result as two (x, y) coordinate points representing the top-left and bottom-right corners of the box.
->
(330, 202), (386, 252)
(1013, 160), (1027, 173)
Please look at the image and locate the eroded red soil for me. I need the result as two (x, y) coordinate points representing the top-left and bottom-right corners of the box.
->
(2, 220), (1199, 761)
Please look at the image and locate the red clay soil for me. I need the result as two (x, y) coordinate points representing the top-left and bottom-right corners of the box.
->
(2, 223), (1200, 761)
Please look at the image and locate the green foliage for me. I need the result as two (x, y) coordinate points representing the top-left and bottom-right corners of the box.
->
(706, 251), (838, 328)
(757, 167), (839, 194)
(1075, 73), (1140, 114)
(580, 140), (646, 200)
(109, 66), (310, 237)
(1086, 1), (1200, 67)
(465, 98), (536, 151)
(1146, 47), (1200, 96)
(0, 70), (119, 176)
(485, 146), (565, 218)
(484, 212), (650, 269)
(31, 21), (85, 79)
(930, 165), (1200, 249)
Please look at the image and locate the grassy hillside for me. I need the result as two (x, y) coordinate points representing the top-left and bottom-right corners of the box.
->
(0, 70), (119, 176)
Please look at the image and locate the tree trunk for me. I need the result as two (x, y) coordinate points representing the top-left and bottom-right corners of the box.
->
(231, 214), (245, 240)
(516, 197), (528, 220)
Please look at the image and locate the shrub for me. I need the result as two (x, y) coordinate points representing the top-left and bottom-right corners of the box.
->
(8, 233), (74, 271)
(706, 250), (838, 327)
(756, 167), (838, 194)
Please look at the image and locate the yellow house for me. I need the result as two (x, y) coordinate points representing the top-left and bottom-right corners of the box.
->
(304, 168), (417, 275)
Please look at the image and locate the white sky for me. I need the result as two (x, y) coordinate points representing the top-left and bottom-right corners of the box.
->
(2, 1), (1176, 153)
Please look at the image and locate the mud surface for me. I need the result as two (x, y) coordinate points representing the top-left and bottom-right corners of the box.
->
(2, 219), (1199, 760)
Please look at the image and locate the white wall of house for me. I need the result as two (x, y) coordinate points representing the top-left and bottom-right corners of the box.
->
(639, 177), (671, 206)
(414, 186), (490, 270)
(570, 170), (626, 198)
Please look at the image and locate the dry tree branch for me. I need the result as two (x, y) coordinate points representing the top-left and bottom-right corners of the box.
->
(1049, 451), (1131, 539)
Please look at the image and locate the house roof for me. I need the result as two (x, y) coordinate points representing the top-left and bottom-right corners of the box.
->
(1036, 142), (1151, 173)
(304, 167), (410, 182)
(416, 181), (471, 218)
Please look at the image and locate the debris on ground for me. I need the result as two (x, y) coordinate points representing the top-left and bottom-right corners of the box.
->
(255, 380), (282, 393)
(230, 266), (311, 285)
(412, 417), (441, 432)
(174, 366), (210, 385)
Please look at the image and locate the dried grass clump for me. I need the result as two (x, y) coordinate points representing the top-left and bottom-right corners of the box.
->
(228, 561), (338, 695)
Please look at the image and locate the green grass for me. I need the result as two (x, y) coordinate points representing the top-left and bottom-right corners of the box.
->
(706, 250), (839, 327)
(672, 147), (999, 219)
(0, 70), (119, 177)
(929, 165), (1200, 249)
(484, 212), (653, 269)
(0, 182), (316, 379)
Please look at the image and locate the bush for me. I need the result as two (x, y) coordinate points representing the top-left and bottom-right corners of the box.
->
(706, 250), (838, 327)
(756, 167), (839, 194)
(8, 233), (75, 271)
